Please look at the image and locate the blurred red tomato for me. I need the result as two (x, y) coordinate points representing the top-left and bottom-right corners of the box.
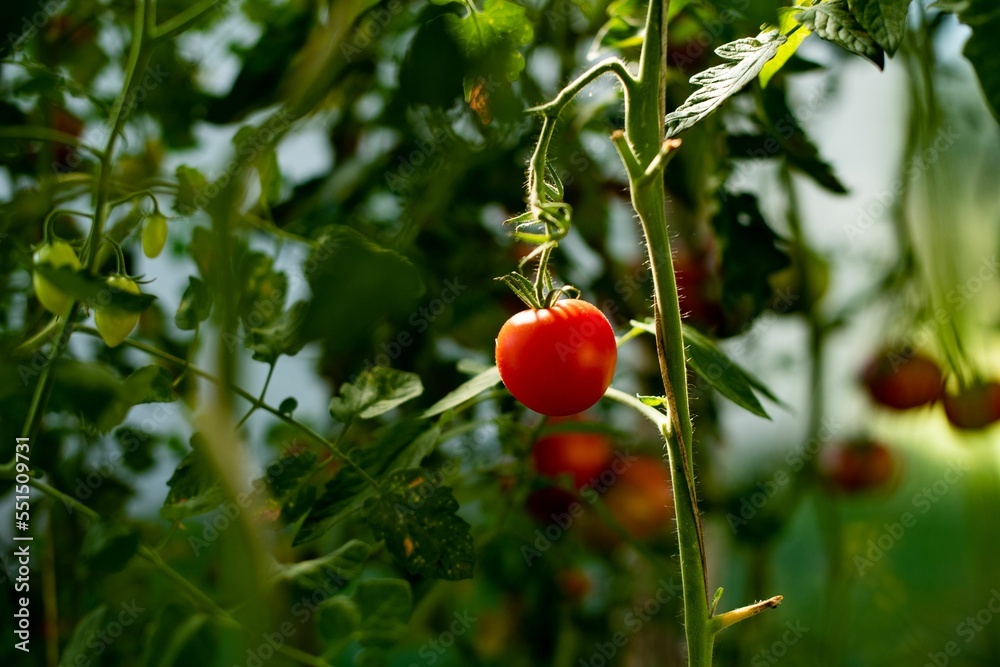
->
(819, 440), (894, 493)
(532, 416), (614, 490)
(862, 349), (943, 410)
(942, 382), (1000, 431)
(602, 455), (673, 540)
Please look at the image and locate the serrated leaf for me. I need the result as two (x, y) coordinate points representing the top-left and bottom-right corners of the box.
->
(317, 596), (361, 641)
(847, 0), (912, 55)
(34, 265), (156, 313)
(422, 366), (502, 418)
(796, 0), (885, 67)
(367, 468), (475, 580)
(161, 436), (224, 520)
(665, 30), (787, 139)
(683, 324), (778, 418)
(175, 276), (213, 330)
(278, 539), (371, 590)
(330, 367), (423, 422)
(294, 424), (440, 545)
(245, 301), (309, 363)
(443, 0), (534, 82)
(59, 606), (108, 667)
(50, 361), (173, 433)
(760, 3), (814, 87)
(265, 450), (317, 500)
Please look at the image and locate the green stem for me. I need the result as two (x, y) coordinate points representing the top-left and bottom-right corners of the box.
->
(235, 362), (276, 428)
(73, 326), (383, 491)
(0, 126), (103, 157)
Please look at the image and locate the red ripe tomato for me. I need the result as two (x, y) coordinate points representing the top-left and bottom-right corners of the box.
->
(602, 456), (673, 540)
(532, 417), (614, 490)
(496, 299), (617, 416)
(862, 349), (943, 410)
(942, 382), (1000, 431)
(819, 440), (894, 493)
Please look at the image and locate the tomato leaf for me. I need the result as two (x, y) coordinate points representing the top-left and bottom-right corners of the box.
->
(175, 276), (213, 330)
(174, 165), (207, 215)
(947, 0), (1000, 123)
(422, 366), (502, 418)
(330, 367), (424, 422)
(58, 605), (108, 667)
(245, 301), (309, 363)
(795, 0), (885, 68)
(351, 579), (413, 648)
(760, 3), (814, 88)
(665, 29), (787, 139)
(294, 423), (440, 545)
(50, 361), (175, 433)
(847, 0), (912, 56)
(125, 365), (178, 404)
(367, 468), (475, 580)
(683, 324), (778, 419)
(161, 435), (225, 520)
(277, 539), (371, 591)
(33, 264), (156, 313)
(443, 0), (534, 84)
(140, 607), (211, 667)
(265, 450), (317, 500)
(317, 596), (361, 642)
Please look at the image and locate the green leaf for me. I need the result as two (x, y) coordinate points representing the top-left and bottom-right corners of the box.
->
(80, 522), (139, 576)
(760, 3), (814, 87)
(330, 367), (424, 422)
(317, 596), (361, 641)
(847, 0), (912, 55)
(141, 609), (211, 667)
(278, 397), (298, 415)
(443, 0), (534, 83)
(175, 276), (213, 330)
(300, 226), (424, 351)
(33, 265), (156, 313)
(665, 29), (787, 139)
(161, 436), (225, 520)
(367, 468), (475, 580)
(174, 165), (207, 215)
(277, 539), (372, 590)
(236, 251), (287, 330)
(294, 423), (440, 545)
(421, 366), (502, 418)
(246, 301), (309, 363)
(638, 395), (668, 408)
(683, 324), (779, 418)
(796, 0), (885, 67)
(351, 578), (413, 648)
(59, 606), (108, 667)
(951, 0), (1000, 122)
(123, 365), (178, 404)
(265, 450), (317, 500)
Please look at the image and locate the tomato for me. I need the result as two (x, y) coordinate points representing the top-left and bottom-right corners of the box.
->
(33, 241), (82, 315)
(94, 276), (141, 347)
(532, 417), (614, 490)
(862, 349), (943, 410)
(496, 299), (617, 416)
(942, 382), (1000, 431)
(141, 213), (168, 258)
(819, 440), (894, 493)
(557, 568), (591, 602)
(602, 456), (673, 540)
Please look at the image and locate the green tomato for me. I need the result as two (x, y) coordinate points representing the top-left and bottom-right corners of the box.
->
(94, 276), (141, 347)
(33, 241), (82, 316)
(142, 213), (167, 259)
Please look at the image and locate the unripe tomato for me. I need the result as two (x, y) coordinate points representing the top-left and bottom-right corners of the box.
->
(942, 382), (1000, 431)
(496, 299), (617, 416)
(602, 456), (673, 540)
(862, 349), (943, 410)
(819, 440), (894, 493)
(94, 276), (141, 347)
(532, 417), (614, 490)
(141, 213), (168, 258)
(33, 241), (82, 315)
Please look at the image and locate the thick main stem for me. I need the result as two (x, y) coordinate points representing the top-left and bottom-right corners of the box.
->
(625, 1), (713, 665)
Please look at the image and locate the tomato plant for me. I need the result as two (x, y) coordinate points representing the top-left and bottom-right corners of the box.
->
(531, 416), (614, 489)
(862, 349), (943, 410)
(942, 382), (1000, 431)
(32, 240), (81, 315)
(496, 299), (617, 416)
(141, 213), (168, 258)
